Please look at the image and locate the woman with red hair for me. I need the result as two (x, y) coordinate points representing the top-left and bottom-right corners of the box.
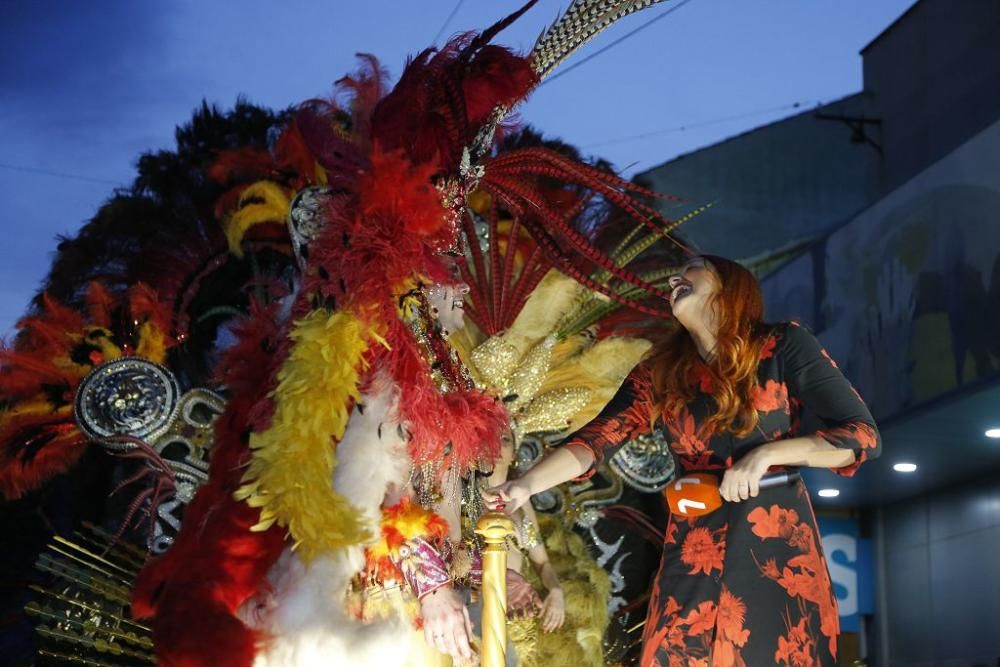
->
(485, 255), (881, 666)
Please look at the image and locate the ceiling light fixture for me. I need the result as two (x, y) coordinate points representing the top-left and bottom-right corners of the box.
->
(817, 489), (840, 498)
(986, 428), (1000, 439)
(893, 462), (918, 473)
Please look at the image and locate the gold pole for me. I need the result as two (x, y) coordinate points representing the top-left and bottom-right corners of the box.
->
(475, 512), (514, 667)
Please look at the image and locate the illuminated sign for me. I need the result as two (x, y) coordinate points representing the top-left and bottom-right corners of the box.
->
(818, 517), (874, 633)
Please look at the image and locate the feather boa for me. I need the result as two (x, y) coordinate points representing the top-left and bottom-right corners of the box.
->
(367, 497), (450, 583)
(234, 308), (375, 562)
(132, 301), (287, 667)
(223, 181), (294, 257)
(250, 380), (421, 666)
(378, 314), (507, 471)
(134, 18), (539, 667)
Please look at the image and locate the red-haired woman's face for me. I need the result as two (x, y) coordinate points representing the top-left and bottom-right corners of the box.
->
(668, 257), (720, 329)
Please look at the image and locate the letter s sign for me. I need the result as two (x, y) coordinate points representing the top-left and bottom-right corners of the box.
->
(822, 533), (858, 617)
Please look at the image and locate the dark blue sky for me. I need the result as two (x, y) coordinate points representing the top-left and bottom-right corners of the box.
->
(0, 0), (914, 334)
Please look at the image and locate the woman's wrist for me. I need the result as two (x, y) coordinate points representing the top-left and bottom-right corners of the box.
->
(753, 441), (782, 467)
(514, 475), (536, 497)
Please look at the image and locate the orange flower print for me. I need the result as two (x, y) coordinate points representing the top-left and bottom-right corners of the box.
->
(641, 625), (670, 666)
(748, 505), (800, 540)
(711, 639), (747, 667)
(692, 362), (714, 393)
(716, 587), (750, 647)
(775, 617), (816, 666)
(820, 347), (839, 369)
(665, 519), (679, 545)
(680, 600), (718, 636)
(788, 523), (815, 553)
(760, 335), (777, 360)
(760, 557), (781, 580)
(749, 505), (841, 658)
(854, 423), (878, 450)
(663, 595), (683, 619)
(680, 527), (726, 576)
(751, 379), (789, 413)
(668, 409), (710, 457)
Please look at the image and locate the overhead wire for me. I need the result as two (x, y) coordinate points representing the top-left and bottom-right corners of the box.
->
(539, 0), (698, 87)
(432, 0), (466, 45)
(584, 100), (821, 149)
(0, 162), (121, 186)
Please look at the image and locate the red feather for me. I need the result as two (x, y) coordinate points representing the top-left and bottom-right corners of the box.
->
(0, 286), (173, 500)
(133, 301), (288, 667)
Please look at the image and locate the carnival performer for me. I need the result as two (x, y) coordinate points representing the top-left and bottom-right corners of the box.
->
(484, 255), (882, 666)
(239, 279), (486, 666)
(3, 3), (704, 664)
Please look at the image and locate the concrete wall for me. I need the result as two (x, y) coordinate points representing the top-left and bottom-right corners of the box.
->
(862, 0), (1000, 197)
(634, 94), (874, 260)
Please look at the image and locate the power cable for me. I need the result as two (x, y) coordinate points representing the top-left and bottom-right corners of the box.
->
(540, 0), (697, 87)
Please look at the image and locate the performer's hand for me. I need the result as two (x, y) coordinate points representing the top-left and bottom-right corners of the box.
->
(482, 479), (531, 513)
(420, 587), (474, 660)
(541, 587), (565, 632)
(720, 446), (773, 502)
(506, 569), (542, 618)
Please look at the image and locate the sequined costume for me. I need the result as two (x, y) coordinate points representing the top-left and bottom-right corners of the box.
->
(1, 3), (703, 666)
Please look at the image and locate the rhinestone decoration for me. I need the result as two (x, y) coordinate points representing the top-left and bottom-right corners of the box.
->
(514, 386), (591, 436)
(609, 427), (676, 493)
(74, 358), (180, 446)
(470, 336), (520, 391)
(148, 388), (224, 554)
(287, 186), (334, 269)
(505, 335), (557, 410)
(154, 388), (224, 485)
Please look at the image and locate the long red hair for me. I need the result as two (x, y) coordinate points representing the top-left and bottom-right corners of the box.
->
(650, 255), (767, 437)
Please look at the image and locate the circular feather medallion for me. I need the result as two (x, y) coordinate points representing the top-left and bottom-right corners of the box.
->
(74, 357), (181, 447)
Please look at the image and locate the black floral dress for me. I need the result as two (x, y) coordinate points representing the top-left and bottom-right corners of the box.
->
(562, 322), (881, 667)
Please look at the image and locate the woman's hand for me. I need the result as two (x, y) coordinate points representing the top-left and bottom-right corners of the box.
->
(720, 445), (773, 502)
(482, 479), (531, 514)
(420, 587), (474, 660)
(506, 569), (542, 618)
(540, 587), (565, 632)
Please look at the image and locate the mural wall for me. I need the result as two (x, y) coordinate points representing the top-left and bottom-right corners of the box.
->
(762, 119), (1000, 421)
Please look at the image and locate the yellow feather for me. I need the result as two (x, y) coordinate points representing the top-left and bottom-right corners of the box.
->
(236, 308), (372, 562)
(222, 181), (292, 257)
(504, 271), (585, 357)
(135, 321), (168, 363)
(536, 337), (652, 433)
(513, 515), (611, 667)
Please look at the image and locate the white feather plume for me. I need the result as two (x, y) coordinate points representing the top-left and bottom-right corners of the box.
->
(250, 377), (418, 666)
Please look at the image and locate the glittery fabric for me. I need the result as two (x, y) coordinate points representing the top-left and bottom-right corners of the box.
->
(393, 537), (452, 600)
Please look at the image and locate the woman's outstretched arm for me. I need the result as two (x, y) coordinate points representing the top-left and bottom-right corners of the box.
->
(484, 366), (656, 513)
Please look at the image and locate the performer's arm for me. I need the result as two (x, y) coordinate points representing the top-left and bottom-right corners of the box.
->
(377, 480), (473, 659)
(521, 504), (564, 632)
